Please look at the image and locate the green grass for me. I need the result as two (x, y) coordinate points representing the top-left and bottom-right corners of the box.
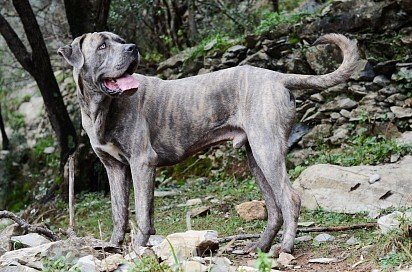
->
(255, 11), (309, 35)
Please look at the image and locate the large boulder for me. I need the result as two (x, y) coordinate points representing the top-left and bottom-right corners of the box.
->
(293, 156), (412, 215)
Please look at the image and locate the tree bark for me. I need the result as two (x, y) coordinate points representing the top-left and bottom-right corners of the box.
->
(271, 0), (279, 12)
(64, 0), (111, 38)
(0, 0), (78, 167)
(0, 104), (9, 150)
(188, 0), (197, 44)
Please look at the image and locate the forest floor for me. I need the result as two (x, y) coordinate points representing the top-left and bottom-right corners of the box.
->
(26, 174), (409, 272)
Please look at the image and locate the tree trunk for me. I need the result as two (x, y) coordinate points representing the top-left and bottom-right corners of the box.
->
(63, 0), (94, 37)
(0, 0), (78, 167)
(64, 0), (111, 38)
(0, 104), (9, 150)
(188, 0), (197, 44)
(271, 0), (279, 12)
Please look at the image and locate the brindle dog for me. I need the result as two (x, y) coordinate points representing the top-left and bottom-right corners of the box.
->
(58, 32), (358, 253)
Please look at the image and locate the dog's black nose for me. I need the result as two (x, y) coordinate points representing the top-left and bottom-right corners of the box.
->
(124, 44), (137, 52)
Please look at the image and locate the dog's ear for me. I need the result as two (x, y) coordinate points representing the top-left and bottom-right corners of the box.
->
(58, 35), (85, 69)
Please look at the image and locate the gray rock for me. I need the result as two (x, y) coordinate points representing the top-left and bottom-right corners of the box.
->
(330, 112), (341, 120)
(396, 131), (412, 146)
(299, 124), (332, 148)
(43, 147), (55, 154)
(18, 97), (44, 129)
(346, 236), (358, 245)
(379, 86), (399, 95)
(339, 109), (351, 118)
(154, 190), (180, 197)
(314, 233), (335, 243)
(295, 235), (313, 243)
(310, 93), (324, 102)
(328, 126), (349, 145)
(182, 260), (207, 272)
(386, 93), (406, 104)
(287, 123), (311, 148)
(77, 255), (100, 272)
(348, 84), (367, 96)
(0, 224), (20, 253)
(374, 60), (398, 77)
(186, 198), (202, 206)
(239, 51), (271, 68)
(232, 249), (246, 255)
(293, 156), (412, 214)
(320, 97), (357, 112)
(0, 264), (39, 271)
(147, 235), (165, 247)
(11, 233), (51, 248)
(390, 106), (412, 119)
(373, 75), (390, 87)
(377, 211), (412, 234)
(305, 44), (342, 75)
(350, 60), (375, 81)
(368, 174), (381, 184)
(157, 47), (195, 73)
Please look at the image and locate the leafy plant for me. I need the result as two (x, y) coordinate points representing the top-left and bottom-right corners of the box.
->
(255, 11), (308, 35)
(256, 249), (273, 272)
(128, 256), (173, 272)
(42, 255), (81, 272)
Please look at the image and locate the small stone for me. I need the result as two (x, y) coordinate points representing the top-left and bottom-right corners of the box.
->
(277, 252), (295, 266)
(181, 260), (207, 272)
(232, 249), (246, 255)
(11, 233), (51, 248)
(298, 221), (315, 227)
(154, 190), (180, 197)
(186, 198), (202, 206)
(235, 200), (267, 222)
(308, 257), (338, 264)
(390, 106), (412, 119)
(368, 174), (381, 184)
(340, 109), (351, 118)
(314, 233), (335, 243)
(377, 211), (412, 234)
(330, 112), (341, 120)
(320, 97), (358, 112)
(295, 235), (313, 243)
(390, 154), (400, 163)
(310, 93), (324, 102)
(379, 86), (399, 95)
(77, 255), (101, 272)
(346, 236), (358, 245)
(237, 266), (258, 272)
(99, 253), (124, 271)
(190, 206), (211, 218)
(43, 147), (55, 154)
(373, 75), (390, 87)
(210, 199), (220, 204)
(350, 59), (375, 81)
(147, 235), (165, 247)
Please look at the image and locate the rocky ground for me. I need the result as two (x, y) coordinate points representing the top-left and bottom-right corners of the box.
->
(0, 0), (411, 271)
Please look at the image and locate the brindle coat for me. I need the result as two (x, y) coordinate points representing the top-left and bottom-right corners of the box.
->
(58, 32), (359, 253)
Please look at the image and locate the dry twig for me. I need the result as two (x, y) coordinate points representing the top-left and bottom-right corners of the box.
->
(0, 210), (59, 241)
(218, 223), (377, 243)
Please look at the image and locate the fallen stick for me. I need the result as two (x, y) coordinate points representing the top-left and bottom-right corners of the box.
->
(218, 223), (377, 243)
(0, 210), (59, 241)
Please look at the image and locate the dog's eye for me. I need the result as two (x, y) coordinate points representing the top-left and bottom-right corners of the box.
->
(98, 42), (107, 50)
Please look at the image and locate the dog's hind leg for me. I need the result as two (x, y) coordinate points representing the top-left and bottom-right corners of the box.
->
(244, 143), (283, 253)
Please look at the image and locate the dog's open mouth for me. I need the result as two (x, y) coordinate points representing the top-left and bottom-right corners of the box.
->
(102, 61), (139, 95)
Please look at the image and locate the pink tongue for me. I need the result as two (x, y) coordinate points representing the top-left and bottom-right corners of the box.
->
(116, 74), (139, 91)
(105, 74), (139, 91)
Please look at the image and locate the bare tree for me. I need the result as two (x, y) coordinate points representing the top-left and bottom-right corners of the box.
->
(0, 0), (77, 166)
(0, 104), (9, 150)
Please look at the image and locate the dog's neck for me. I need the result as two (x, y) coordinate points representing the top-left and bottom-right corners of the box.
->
(77, 75), (113, 143)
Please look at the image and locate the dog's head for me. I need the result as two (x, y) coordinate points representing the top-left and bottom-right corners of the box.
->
(58, 32), (139, 97)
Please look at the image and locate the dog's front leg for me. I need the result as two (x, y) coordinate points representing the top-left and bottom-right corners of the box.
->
(101, 159), (131, 246)
(130, 158), (156, 246)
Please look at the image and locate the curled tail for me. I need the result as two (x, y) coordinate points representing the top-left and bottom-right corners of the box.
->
(282, 33), (359, 90)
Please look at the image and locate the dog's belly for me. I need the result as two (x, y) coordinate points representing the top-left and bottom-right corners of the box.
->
(154, 127), (247, 167)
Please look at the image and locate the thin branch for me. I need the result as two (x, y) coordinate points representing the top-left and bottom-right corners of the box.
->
(0, 210), (60, 241)
(218, 223), (377, 243)
(0, 12), (33, 73)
